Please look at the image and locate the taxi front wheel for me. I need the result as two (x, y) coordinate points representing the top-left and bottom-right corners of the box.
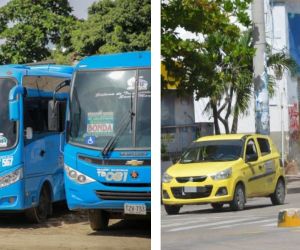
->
(230, 184), (245, 211)
(270, 179), (285, 205)
(164, 205), (181, 215)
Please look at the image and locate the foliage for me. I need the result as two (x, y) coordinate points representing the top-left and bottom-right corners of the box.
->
(162, 0), (297, 134)
(0, 0), (76, 64)
(71, 0), (151, 57)
(162, 0), (253, 134)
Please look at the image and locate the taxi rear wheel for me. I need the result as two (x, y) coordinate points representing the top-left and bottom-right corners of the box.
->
(271, 179), (285, 205)
(164, 205), (180, 215)
(211, 203), (224, 211)
(230, 184), (245, 211)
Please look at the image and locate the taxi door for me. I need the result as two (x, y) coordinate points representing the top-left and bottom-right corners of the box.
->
(255, 137), (278, 194)
(243, 137), (265, 196)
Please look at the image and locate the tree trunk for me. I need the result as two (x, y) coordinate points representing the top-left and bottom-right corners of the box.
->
(211, 101), (220, 134)
(231, 107), (239, 133)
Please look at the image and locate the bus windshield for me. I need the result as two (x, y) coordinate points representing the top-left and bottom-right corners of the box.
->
(69, 68), (151, 150)
(0, 78), (17, 150)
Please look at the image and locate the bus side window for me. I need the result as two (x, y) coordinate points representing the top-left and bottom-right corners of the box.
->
(48, 100), (66, 132)
(23, 98), (48, 138)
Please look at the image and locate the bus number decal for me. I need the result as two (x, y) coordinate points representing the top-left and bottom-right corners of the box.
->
(97, 169), (128, 182)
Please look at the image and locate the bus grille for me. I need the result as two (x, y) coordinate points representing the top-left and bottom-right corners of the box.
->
(171, 186), (213, 199)
(95, 190), (151, 201)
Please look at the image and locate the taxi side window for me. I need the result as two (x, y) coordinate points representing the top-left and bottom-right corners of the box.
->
(245, 139), (258, 162)
(257, 138), (271, 155)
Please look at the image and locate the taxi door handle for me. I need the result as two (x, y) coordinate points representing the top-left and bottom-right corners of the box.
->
(259, 165), (263, 170)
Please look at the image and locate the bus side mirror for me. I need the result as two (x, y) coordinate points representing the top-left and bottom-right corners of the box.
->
(48, 100), (59, 131)
(9, 100), (20, 121)
(8, 85), (25, 121)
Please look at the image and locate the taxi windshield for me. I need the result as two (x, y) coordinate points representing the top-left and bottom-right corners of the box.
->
(180, 140), (243, 163)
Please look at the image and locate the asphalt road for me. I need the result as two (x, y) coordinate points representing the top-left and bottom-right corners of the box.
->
(162, 193), (300, 250)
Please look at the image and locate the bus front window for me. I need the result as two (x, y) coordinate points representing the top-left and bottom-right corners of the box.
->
(69, 68), (151, 150)
(0, 78), (17, 150)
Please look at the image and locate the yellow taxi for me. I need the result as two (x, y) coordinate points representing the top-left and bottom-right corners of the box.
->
(162, 134), (285, 215)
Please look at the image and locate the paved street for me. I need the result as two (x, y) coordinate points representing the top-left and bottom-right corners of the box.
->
(162, 193), (300, 250)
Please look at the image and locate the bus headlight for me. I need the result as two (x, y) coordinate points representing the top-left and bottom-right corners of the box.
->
(64, 165), (95, 184)
(0, 168), (23, 188)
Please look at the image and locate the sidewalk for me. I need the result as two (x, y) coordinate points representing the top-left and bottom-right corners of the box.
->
(286, 175), (300, 194)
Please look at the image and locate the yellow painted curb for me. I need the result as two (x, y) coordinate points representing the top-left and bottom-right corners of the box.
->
(278, 208), (300, 227)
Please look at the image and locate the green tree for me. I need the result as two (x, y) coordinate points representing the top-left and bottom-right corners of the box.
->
(0, 0), (76, 64)
(71, 0), (150, 56)
(162, 0), (253, 134)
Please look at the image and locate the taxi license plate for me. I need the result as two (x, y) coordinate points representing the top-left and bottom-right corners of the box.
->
(184, 186), (197, 193)
(124, 203), (147, 215)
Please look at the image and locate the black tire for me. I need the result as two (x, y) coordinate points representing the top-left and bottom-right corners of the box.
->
(230, 184), (245, 211)
(164, 205), (180, 215)
(25, 186), (52, 223)
(271, 178), (285, 205)
(211, 203), (224, 211)
(88, 209), (109, 231)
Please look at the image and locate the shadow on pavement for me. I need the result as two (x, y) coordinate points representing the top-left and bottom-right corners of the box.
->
(0, 202), (88, 229)
(88, 218), (151, 239)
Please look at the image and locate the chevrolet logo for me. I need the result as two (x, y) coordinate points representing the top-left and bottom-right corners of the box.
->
(125, 160), (144, 166)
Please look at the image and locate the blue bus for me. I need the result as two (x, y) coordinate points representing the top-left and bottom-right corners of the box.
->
(0, 64), (73, 222)
(64, 51), (151, 230)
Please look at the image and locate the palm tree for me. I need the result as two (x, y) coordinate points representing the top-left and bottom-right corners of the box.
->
(230, 32), (297, 133)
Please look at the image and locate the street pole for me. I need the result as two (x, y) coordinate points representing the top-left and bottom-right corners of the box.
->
(252, 0), (270, 135)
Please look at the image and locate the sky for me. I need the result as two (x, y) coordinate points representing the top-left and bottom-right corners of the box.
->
(0, 0), (96, 19)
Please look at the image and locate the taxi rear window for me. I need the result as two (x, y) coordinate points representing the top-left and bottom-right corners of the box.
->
(257, 138), (271, 155)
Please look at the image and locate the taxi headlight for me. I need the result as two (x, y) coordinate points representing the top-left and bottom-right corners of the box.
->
(162, 172), (173, 183)
(211, 168), (232, 180)
(64, 164), (95, 184)
(0, 168), (23, 188)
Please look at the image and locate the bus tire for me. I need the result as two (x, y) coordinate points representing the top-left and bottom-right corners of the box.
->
(25, 186), (52, 223)
(88, 209), (109, 231)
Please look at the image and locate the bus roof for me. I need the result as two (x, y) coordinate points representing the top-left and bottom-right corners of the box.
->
(76, 51), (151, 70)
(0, 64), (73, 78)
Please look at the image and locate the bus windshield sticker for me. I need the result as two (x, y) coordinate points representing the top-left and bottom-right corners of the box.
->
(127, 77), (148, 91)
(0, 133), (8, 147)
(138, 77), (148, 91)
(127, 77), (136, 90)
(0, 155), (13, 167)
(84, 135), (96, 145)
(86, 111), (114, 137)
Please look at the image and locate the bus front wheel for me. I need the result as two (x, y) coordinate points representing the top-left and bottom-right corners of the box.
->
(25, 186), (52, 223)
(88, 209), (109, 231)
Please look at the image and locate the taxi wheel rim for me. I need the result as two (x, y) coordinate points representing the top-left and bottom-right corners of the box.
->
(276, 181), (285, 202)
(236, 188), (245, 208)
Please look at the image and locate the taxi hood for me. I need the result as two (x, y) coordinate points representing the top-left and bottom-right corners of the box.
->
(166, 158), (243, 177)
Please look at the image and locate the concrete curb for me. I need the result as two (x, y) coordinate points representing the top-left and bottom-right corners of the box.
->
(278, 208), (300, 227)
(286, 175), (300, 194)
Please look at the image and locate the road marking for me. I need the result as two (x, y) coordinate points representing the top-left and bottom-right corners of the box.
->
(211, 218), (275, 229)
(162, 217), (212, 228)
(168, 218), (254, 232)
(263, 222), (277, 227)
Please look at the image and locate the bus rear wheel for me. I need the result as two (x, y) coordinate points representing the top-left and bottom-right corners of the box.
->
(25, 186), (52, 223)
(88, 209), (109, 231)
